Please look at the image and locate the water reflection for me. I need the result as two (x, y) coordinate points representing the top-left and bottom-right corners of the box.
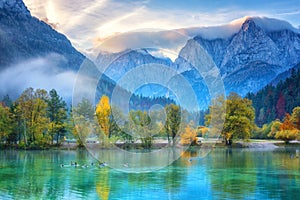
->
(89, 147), (185, 173)
(206, 148), (300, 199)
(96, 168), (110, 200)
(0, 148), (299, 199)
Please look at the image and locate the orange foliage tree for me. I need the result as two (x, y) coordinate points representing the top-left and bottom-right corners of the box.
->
(274, 114), (299, 143)
(180, 125), (197, 146)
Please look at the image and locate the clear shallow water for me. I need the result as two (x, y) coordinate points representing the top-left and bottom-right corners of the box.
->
(0, 147), (299, 200)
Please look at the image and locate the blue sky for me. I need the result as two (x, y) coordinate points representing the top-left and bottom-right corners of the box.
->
(144, 0), (300, 26)
(24, 0), (300, 56)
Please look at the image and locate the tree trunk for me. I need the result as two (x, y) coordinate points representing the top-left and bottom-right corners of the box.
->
(23, 120), (27, 145)
(56, 132), (60, 145)
(225, 138), (232, 146)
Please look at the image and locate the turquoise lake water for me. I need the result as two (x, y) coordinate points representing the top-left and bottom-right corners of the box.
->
(0, 147), (299, 199)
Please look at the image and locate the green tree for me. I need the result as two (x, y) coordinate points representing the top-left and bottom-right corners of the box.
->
(1, 95), (12, 107)
(206, 93), (255, 145)
(109, 106), (125, 138)
(165, 104), (181, 146)
(205, 95), (226, 138)
(129, 110), (153, 148)
(0, 104), (12, 144)
(225, 93), (255, 143)
(73, 98), (94, 120)
(6, 103), (20, 144)
(291, 107), (300, 130)
(268, 119), (282, 138)
(252, 122), (272, 139)
(16, 88), (49, 146)
(47, 89), (68, 145)
(72, 98), (95, 146)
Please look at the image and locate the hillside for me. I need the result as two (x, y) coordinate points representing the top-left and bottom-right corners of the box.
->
(247, 66), (300, 126)
(0, 0), (85, 70)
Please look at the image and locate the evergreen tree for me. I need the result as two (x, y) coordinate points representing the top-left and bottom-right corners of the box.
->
(0, 104), (12, 144)
(47, 89), (68, 145)
(248, 68), (300, 125)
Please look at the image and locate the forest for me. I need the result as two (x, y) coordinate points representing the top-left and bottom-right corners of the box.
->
(1, 67), (300, 149)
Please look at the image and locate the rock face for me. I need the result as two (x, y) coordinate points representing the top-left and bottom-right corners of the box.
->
(96, 17), (300, 107)
(0, 0), (84, 70)
(0, 0), (30, 16)
(96, 49), (174, 82)
(179, 17), (300, 96)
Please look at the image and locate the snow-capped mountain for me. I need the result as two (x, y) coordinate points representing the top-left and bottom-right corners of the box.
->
(186, 17), (300, 96)
(95, 16), (300, 108)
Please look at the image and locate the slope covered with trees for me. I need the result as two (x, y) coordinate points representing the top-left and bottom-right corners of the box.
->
(247, 68), (300, 126)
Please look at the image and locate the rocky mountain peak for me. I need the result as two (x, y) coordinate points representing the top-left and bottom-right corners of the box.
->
(241, 18), (259, 32)
(0, 0), (30, 16)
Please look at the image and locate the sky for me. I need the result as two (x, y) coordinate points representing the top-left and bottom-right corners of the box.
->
(23, 0), (300, 58)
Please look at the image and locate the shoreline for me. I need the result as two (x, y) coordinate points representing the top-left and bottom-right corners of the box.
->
(1, 139), (300, 151)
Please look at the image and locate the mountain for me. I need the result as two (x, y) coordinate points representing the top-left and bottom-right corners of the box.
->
(182, 17), (300, 96)
(0, 0), (175, 110)
(96, 49), (174, 82)
(95, 17), (300, 109)
(4, 1), (298, 111)
(95, 48), (211, 109)
(0, 0), (120, 104)
(0, 0), (85, 70)
(0, 0), (115, 100)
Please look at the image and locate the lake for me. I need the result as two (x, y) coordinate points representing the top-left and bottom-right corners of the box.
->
(0, 147), (299, 199)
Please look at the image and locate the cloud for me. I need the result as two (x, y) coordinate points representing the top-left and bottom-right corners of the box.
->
(24, 0), (147, 54)
(0, 55), (77, 100)
(23, 0), (261, 53)
(276, 9), (300, 16)
(23, 0), (300, 60)
(92, 30), (189, 59)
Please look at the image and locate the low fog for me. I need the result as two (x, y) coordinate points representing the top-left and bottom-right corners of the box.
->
(0, 55), (78, 101)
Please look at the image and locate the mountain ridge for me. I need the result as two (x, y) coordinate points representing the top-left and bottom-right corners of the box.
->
(183, 17), (300, 96)
(95, 17), (300, 107)
(1, 1), (299, 110)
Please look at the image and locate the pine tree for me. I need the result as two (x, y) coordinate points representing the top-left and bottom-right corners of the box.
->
(47, 89), (68, 145)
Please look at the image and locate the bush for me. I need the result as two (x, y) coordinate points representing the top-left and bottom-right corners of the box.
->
(275, 130), (299, 144)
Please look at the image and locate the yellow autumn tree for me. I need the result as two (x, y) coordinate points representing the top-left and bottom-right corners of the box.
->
(198, 126), (209, 138)
(96, 96), (111, 137)
(180, 125), (197, 146)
